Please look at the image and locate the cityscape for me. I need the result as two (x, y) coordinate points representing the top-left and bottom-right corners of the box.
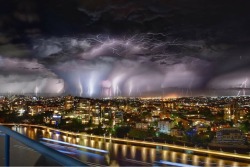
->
(0, 94), (250, 165)
(1, 0), (250, 166)
(0, 95), (250, 147)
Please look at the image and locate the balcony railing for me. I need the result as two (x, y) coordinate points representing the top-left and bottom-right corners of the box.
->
(0, 125), (88, 166)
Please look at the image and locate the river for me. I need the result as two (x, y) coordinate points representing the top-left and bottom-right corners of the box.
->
(3, 125), (250, 166)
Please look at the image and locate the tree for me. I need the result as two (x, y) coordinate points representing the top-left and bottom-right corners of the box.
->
(87, 116), (93, 127)
(158, 133), (175, 143)
(91, 122), (105, 135)
(68, 118), (84, 132)
(245, 112), (250, 121)
(184, 128), (197, 142)
(5, 111), (19, 123)
(177, 121), (184, 130)
(200, 107), (215, 120)
(128, 129), (148, 139)
(215, 110), (224, 120)
(115, 126), (131, 138)
(141, 111), (152, 122)
(32, 114), (44, 124)
(239, 121), (250, 133)
(147, 126), (156, 137)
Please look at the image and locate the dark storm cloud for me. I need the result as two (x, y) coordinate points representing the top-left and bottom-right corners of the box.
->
(30, 34), (212, 97)
(0, 0), (250, 96)
(0, 56), (63, 94)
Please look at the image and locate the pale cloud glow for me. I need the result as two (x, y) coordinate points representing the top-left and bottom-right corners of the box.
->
(0, 33), (249, 97)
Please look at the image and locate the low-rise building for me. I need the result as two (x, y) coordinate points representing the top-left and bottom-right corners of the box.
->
(216, 128), (245, 145)
(195, 124), (209, 134)
(170, 127), (183, 137)
(158, 119), (174, 134)
(136, 122), (150, 130)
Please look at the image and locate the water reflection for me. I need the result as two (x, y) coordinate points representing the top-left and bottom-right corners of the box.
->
(12, 126), (250, 167)
(150, 149), (156, 162)
(76, 137), (80, 143)
(171, 152), (176, 162)
(232, 161), (239, 167)
(218, 159), (224, 167)
(205, 157), (210, 167)
(162, 150), (168, 161)
(141, 147), (146, 162)
(122, 145), (127, 157)
(105, 142), (110, 151)
(192, 155), (199, 166)
(113, 143), (118, 156)
(131, 146), (136, 159)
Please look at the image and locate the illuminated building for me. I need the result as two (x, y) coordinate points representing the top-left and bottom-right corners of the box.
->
(114, 111), (123, 124)
(136, 122), (150, 130)
(216, 128), (245, 145)
(170, 127), (183, 137)
(64, 95), (74, 110)
(28, 105), (44, 116)
(158, 119), (174, 134)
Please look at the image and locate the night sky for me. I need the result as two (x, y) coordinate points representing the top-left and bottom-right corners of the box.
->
(1, 0), (250, 97)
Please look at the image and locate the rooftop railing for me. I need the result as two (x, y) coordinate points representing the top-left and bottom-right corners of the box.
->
(0, 125), (88, 166)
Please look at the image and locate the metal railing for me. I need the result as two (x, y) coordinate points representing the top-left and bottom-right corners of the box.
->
(0, 125), (88, 166)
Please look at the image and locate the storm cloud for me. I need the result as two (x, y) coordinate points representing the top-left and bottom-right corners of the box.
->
(0, 0), (250, 97)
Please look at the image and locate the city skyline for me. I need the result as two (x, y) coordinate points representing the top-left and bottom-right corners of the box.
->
(1, 0), (250, 97)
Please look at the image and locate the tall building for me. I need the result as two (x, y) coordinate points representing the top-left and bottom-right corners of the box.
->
(230, 101), (240, 123)
(64, 95), (74, 110)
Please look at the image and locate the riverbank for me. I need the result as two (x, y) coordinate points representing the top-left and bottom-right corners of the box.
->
(2, 123), (250, 157)
(208, 143), (250, 154)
